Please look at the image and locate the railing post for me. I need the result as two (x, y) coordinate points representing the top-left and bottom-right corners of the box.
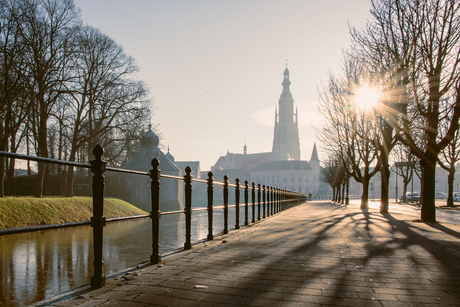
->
(184, 166), (192, 250)
(244, 180), (249, 226)
(251, 182), (256, 223)
(281, 189), (284, 210)
(271, 187), (274, 215)
(223, 175), (229, 234)
(149, 158), (161, 264)
(262, 185), (266, 219)
(235, 178), (240, 229)
(276, 188), (280, 213)
(257, 183), (261, 221)
(279, 189), (282, 212)
(266, 186), (270, 216)
(90, 145), (106, 289)
(207, 171), (214, 241)
(274, 188), (277, 213)
(282, 190), (285, 210)
(279, 189), (282, 211)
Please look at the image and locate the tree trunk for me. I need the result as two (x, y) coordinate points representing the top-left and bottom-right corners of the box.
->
(447, 170), (454, 207)
(44, 163), (51, 196)
(60, 169), (67, 196)
(35, 111), (48, 198)
(341, 184), (345, 204)
(35, 162), (45, 198)
(420, 159), (436, 222)
(0, 157), (4, 198)
(380, 162), (390, 213)
(66, 149), (77, 197)
(0, 123), (6, 197)
(66, 165), (74, 197)
(402, 179), (409, 202)
(361, 178), (369, 209)
(6, 158), (15, 195)
(346, 176), (349, 205)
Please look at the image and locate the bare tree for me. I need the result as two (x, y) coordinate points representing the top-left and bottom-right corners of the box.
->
(62, 25), (150, 196)
(320, 155), (344, 202)
(391, 143), (417, 202)
(317, 56), (381, 209)
(0, 0), (31, 197)
(18, 0), (80, 197)
(350, 0), (460, 222)
(439, 128), (460, 207)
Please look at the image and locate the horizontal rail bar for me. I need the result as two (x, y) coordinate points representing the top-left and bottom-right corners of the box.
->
(192, 179), (208, 184)
(0, 151), (90, 168)
(161, 174), (184, 180)
(160, 210), (185, 216)
(192, 207), (208, 213)
(106, 167), (150, 176)
(0, 147), (307, 296)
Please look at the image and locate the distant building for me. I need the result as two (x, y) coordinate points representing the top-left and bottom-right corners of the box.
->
(251, 144), (320, 194)
(211, 66), (321, 195)
(272, 66), (301, 161)
(119, 126), (184, 211)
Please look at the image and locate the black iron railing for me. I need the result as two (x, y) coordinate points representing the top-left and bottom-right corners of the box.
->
(0, 145), (307, 289)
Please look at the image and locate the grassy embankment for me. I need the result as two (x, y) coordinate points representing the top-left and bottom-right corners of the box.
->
(0, 197), (147, 230)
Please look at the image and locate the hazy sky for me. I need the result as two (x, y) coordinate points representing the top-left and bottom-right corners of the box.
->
(73, 0), (373, 171)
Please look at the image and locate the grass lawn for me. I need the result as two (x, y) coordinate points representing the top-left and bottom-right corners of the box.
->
(0, 196), (147, 229)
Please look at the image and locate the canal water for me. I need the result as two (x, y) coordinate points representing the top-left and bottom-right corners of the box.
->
(0, 206), (251, 306)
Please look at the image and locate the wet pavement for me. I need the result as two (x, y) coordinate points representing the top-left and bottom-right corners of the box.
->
(39, 200), (460, 306)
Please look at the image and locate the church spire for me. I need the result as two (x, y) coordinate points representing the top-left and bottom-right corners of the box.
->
(272, 65), (300, 161)
(310, 142), (319, 161)
(282, 64), (291, 91)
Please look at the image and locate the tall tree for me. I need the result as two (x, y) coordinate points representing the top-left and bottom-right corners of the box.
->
(0, 0), (31, 197)
(63, 25), (150, 196)
(351, 0), (460, 222)
(317, 57), (381, 209)
(439, 128), (460, 207)
(18, 0), (80, 197)
(391, 143), (417, 202)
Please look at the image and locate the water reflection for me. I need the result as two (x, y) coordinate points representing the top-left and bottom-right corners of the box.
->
(0, 206), (249, 306)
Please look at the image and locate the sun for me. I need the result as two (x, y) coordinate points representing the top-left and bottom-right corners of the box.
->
(354, 85), (380, 110)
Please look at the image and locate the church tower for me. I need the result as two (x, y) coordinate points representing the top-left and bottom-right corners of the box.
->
(272, 66), (301, 161)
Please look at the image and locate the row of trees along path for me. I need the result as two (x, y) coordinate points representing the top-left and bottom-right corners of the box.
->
(318, 0), (460, 222)
(0, 0), (151, 198)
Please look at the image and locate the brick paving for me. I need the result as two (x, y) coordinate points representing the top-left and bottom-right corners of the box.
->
(46, 201), (460, 306)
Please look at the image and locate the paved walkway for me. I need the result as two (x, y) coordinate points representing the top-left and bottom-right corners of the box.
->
(46, 201), (460, 306)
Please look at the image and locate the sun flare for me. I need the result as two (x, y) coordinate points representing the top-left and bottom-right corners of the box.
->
(354, 85), (380, 110)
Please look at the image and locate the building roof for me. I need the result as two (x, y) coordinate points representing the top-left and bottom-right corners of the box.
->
(211, 151), (272, 172)
(122, 128), (179, 172)
(166, 146), (174, 162)
(251, 160), (312, 172)
(211, 167), (250, 184)
(310, 142), (319, 161)
(175, 161), (200, 177)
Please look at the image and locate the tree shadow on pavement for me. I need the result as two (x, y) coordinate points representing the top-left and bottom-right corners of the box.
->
(198, 201), (460, 306)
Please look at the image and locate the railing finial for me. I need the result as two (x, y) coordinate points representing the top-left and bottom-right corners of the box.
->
(151, 158), (160, 168)
(93, 144), (104, 159)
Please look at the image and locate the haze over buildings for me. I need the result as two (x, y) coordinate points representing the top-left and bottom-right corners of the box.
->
(74, 0), (373, 170)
